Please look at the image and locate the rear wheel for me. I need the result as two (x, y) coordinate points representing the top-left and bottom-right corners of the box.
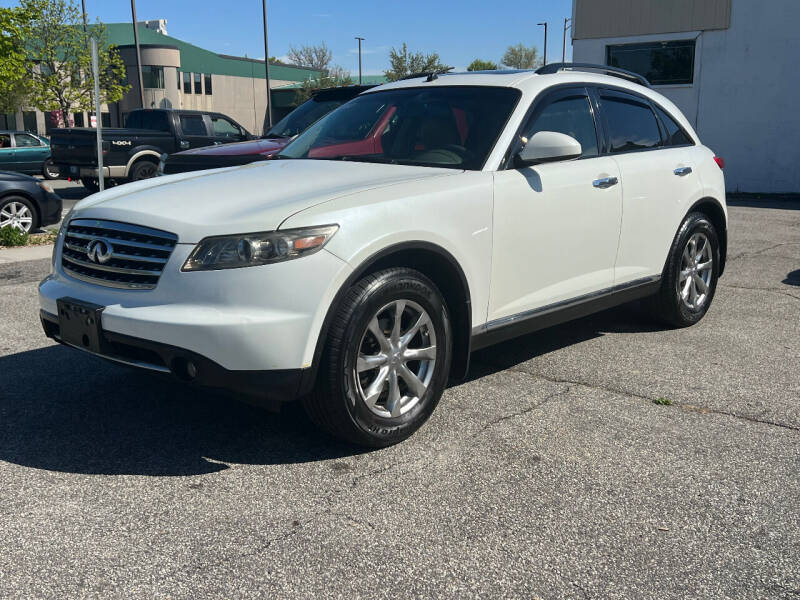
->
(129, 160), (158, 182)
(80, 177), (100, 194)
(647, 212), (720, 327)
(303, 268), (452, 447)
(42, 159), (60, 180)
(0, 196), (38, 233)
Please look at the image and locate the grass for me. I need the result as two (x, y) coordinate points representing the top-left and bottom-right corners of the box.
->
(0, 226), (57, 248)
(652, 397), (673, 406)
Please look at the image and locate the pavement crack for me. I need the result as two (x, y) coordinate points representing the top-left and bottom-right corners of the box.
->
(483, 365), (800, 434)
(471, 386), (571, 437)
(727, 242), (800, 262)
(719, 283), (800, 301)
(572, 581), (591, 599)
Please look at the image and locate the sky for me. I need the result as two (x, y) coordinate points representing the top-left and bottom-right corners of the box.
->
(1, 0), (574, 74)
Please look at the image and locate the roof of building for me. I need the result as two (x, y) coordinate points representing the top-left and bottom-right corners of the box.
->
(103, 23), (323, 82)
(274, 74), (388, 90)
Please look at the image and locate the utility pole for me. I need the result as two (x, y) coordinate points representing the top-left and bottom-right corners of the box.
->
(262, 0), (273, 130)
(562, 18), (572, 62)
(130, 0), (145, 109)
(91, 38), (104, 192)
(355, 37), (365, 84)
(538, 22), (548, 65)
(81, 0), (93, 113)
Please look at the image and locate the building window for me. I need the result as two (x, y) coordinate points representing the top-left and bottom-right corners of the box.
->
(606, 40), (696, 86)
(194, 72), (202, 94)
(73, 112), (85, 127)
(23, 111), (37, 133)
(183, 71), (192, 94)
(204, 73), (212, 95)
(141, 65), (165, 89)
(177, 70), (181, 90)
(0, 114), (16, 130)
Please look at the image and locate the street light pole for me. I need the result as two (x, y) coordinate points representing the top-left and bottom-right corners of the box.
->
(355, 37), (365, 84)
(262, 0), (273, 130)
(538, 22), (548, 66)
(130, 0), (145, 109)
(563, 17), (572, 62)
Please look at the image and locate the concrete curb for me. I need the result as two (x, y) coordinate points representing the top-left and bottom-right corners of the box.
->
(0, 244), (54, 264)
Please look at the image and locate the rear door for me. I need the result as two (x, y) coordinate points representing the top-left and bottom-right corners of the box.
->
(595, 88), (703, 284)
(13, 132), (49, 172)
(0, 134), (15, 170)
(178, 113), (214, 149)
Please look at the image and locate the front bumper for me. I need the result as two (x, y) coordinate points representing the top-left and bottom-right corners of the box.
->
(40, 309), (302, 409)
(59, 164), (126, 179)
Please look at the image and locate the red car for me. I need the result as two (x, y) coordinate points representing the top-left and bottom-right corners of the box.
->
(161, 85), (375, 175)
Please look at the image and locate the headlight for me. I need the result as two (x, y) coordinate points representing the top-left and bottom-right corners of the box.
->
(182, 225), (339, 271)
(37, 181), (54, 194)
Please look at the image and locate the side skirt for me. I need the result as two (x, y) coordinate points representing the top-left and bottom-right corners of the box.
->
(471, 276), (661, 351)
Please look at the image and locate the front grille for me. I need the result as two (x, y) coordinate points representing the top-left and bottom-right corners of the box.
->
(61, 219), (178, 290)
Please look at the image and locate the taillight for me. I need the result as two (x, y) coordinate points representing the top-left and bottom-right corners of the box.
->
(714, 156), (725, 169)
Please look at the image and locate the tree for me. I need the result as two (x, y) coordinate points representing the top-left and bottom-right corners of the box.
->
(293, 65), (353, 104)
(501, 43), (540, 69)
(286, 42), (333, 73)
(467, 58), (498, 72)
(384, 43), (450, 81)
(0, 4), (35, 114)
(22, 0), (129, 127)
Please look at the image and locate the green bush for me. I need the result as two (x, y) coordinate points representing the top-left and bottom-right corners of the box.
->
(0, 225), (29, 247)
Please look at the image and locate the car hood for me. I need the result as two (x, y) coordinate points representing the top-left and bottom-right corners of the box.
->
(71, 159), (458, 243)
(0, 170), (37, 183)
(176, 137), (288, 157)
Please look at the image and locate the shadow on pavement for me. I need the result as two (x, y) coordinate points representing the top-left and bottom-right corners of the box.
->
(784, 269), (800, 286)
(0, 344), (362, 476)
(468, 303), (665, 380)
(54, 184), (92, 202)
(726, 196), (800, 210)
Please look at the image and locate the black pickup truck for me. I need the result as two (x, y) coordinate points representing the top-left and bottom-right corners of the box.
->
(50, 109), (253, 192)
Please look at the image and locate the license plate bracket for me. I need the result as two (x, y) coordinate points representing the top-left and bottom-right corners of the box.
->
(57, 297), (106, 354)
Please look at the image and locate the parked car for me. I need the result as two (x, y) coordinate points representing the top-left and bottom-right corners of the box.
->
(0, 171), (62, 232)
(50, 109), (253, 192)
(160, 85), (376, 175)
(0, 131), (60, 179)
(39, 64), (727, 447)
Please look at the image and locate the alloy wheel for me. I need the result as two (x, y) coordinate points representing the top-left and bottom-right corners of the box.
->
(354, 299), (437, 418)
(677, 232), (713, 310)
(0, 202), (34, 232)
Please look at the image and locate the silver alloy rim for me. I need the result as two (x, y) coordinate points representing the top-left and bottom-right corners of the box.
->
(354, 299), (437, 419)
(0, 202), (33, 232)
(678, 232), (713, 310)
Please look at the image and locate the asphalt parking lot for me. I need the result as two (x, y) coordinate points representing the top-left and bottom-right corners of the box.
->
(0, 195), (798, 599)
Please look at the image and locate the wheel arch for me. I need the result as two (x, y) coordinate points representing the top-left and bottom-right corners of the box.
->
(125, 149), (162, 177)
(688, 197), (728, 276)
(299, 241), (473, 396)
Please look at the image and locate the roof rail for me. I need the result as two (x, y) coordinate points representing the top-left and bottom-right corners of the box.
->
(399, 66), (455, 82)
(535, 62), (650, 87)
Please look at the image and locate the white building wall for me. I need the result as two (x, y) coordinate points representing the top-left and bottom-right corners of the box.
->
(573, 0), (800, 193)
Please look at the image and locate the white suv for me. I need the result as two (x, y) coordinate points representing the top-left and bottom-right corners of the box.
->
(39, 64), (727, 447)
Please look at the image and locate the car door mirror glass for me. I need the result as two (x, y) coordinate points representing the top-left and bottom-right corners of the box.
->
(515, 131), (582, 167)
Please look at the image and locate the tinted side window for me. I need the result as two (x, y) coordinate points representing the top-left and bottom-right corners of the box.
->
(180, 115), (206, 136)
(525, 93), (598, 158)
(601, 93), (661, 153)
(211, 116), (242, 137)
(654, 105), (691, 146)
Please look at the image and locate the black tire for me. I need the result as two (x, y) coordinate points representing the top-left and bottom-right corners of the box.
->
(303, 268), (452, 447)
(129, 160), (158, 181)
(646, 211), (720, 327)
(42, 159), (60, 180)
(81, 177), (100, 194)
(0, 195), (39, 233)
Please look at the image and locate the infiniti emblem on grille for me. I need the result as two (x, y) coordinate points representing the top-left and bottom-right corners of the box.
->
(86, 239), (113, 264)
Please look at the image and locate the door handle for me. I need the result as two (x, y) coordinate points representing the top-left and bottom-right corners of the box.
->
(674, 166), (692, 176)
(593, 176), (619, 189)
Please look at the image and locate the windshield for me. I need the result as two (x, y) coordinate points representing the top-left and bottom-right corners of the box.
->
(277, 86), (521, 170)
(265, 97), (344, 138)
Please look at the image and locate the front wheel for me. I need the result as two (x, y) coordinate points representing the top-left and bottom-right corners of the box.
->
(647, 212), (720, 327)
(303, 268), (452, 447)
(129, 160), (158, 181)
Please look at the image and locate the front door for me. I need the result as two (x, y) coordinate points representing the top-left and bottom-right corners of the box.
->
(178, 114), (214, 149)
(488, 87), (623, 323)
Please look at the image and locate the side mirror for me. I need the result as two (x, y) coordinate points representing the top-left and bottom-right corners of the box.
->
(515, 131), (582, 167)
